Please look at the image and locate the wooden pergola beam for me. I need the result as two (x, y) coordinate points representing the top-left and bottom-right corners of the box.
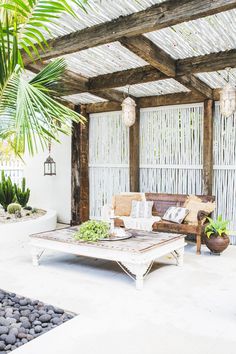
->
(27, 47), (235, 101)
(89, 66), (164, 90)
(120, 36), (176, 77)
(85, 91), (206, 114)
(177, 48), (236, 75)
(27, 63), (126, 102)
(71, 105), (90, 225)
(130, 105), (140, 192)
(27, 63), (89, 94)
(120, 35), (213, 98)
(22, 0), (236, 65)
(203, 99), (214, 196)
(177, 75), (213, 99)
(89, 49), (236, 93)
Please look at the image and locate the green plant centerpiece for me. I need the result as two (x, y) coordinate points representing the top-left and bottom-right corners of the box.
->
(74, 220), (110, 242)
(204, 215), (230, 254)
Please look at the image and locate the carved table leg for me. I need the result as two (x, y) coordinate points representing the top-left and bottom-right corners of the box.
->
(31, 246), (44, 266)
(120, 262), (152, 290)
(174, 247), (184, 266)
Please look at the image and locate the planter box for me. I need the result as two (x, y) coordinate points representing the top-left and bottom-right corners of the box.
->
(0, 209), (57, 251)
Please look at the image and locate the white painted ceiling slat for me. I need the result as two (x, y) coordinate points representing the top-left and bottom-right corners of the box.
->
(47, 0), (165, 38)
(115, 79), (189, 97)
(196, 69), (236, 89)
(53, 42), (147, 77)
(145, 9), (236, 59)
(62, 93), (107, 104)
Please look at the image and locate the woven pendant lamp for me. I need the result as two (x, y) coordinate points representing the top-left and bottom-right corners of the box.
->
(220, 68), (236, 118)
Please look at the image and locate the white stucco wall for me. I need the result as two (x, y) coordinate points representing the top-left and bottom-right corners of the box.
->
(24, 135), (71, 224)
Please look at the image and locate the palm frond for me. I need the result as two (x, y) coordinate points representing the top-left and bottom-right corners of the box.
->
(0, 60), (85, 155)
(0, 0), (90, 63)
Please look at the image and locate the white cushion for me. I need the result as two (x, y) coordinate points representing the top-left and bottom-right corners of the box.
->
(130, 200), (153, 218)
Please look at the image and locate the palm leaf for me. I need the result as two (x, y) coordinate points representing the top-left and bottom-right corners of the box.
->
(0, 60), (86, 154)
(0, 0), (90, 63)
(0, 0), (89, 155)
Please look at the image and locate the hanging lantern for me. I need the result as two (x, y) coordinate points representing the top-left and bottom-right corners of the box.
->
(44, 143), (56, 176)
(220, 68), (236, 118)
(122, 96), (136, 127)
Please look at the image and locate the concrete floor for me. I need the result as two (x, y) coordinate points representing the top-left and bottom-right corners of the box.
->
(1, 228), (236, 354)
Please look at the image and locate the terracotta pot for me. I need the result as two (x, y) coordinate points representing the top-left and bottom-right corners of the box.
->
(204, 233), (230, 254)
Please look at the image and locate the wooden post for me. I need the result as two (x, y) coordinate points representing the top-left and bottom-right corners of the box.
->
(71, 105), (89, 225)
(203, 99), (214, 195)
(129, 105), (140, 192)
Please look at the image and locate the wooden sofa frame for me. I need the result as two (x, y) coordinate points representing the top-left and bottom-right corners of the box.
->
(115, 193), (215, 255)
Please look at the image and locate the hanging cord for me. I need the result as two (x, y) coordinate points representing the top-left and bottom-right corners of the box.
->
(226, 67), (231, 84)
(48, 140), (52, 155)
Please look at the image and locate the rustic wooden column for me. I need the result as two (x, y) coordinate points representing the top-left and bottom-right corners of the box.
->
(129, 105), (140, 192)
(203, 99), (214, 195)
(71, 105), (89, 225)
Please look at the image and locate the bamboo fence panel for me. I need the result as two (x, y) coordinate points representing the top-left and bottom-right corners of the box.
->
(89, 111), (129, 218)
(140, 104), (203, 195)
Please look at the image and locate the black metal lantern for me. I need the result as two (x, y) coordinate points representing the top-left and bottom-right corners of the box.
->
(44, 143), (56, 176)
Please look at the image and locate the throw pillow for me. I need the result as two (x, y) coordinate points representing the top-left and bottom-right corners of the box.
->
(130, 200), (154, 218)
(113, 194), (143, 216)
(162, 207), (189, 224)
(183, 195), (216, 224)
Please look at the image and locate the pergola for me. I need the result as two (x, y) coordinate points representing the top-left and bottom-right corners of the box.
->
(25, 0), (236, 225)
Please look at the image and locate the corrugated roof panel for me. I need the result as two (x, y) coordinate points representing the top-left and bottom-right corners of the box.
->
(62, 93), (107, 104)
(116, 79), (190, 97)
(145, 9), (236, 59)
(54, 42), (147, 77)
(196, 69), (236, 88)
(48, 0), (165, 37)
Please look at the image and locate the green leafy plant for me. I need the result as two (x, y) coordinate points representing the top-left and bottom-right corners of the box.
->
(0, 171), (15, 211)
(0, 0), (88, 155)
(14, 177), (30, 207)
(205, 215), (229, 238)
(7, 202), (21, 214)
(75, 220), (110, 242)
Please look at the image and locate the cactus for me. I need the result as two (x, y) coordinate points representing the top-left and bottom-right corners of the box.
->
(0, 171), (15, 211)
(14, 177), (30, 207)
(7, 203), (21, 214)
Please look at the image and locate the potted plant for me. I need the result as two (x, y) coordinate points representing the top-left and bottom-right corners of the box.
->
(74, 220), (110, 242)
(204, 215), (230, 254)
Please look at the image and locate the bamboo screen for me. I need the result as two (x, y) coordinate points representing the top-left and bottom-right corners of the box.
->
(139, 104), (204, 195)
(213, 103), (236, 243)
(89, 111), (129, 218)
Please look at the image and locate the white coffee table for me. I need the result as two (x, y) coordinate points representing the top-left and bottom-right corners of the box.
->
(30, 227), (186, 290)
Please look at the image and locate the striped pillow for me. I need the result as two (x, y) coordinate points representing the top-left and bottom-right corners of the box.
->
(131, 201), (153, 218)
(162, 207), (189, 224)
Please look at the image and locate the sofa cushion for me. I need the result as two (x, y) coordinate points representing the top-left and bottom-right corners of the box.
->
(130, 200), (153, 218)
(113, 193), (143, 216)
(183, 195), (215, 224)
(162, 207), (189, 224)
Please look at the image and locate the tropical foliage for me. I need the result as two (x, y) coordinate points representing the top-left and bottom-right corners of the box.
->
(205, 215), (229, 238)
(0, 0), (88, 155)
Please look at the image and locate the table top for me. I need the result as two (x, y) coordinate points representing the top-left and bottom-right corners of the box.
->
(30, 227), (185, 254)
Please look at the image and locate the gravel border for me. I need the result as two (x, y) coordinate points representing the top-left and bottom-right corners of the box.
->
(0, 289), (76, 353)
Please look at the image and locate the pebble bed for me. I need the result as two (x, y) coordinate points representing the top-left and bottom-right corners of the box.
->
(0, 290), (75, 353)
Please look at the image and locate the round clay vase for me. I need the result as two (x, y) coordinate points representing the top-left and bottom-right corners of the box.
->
(205, 233), (230, 254)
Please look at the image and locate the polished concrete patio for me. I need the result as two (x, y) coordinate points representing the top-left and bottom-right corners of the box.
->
(1, 229), (236, 354)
